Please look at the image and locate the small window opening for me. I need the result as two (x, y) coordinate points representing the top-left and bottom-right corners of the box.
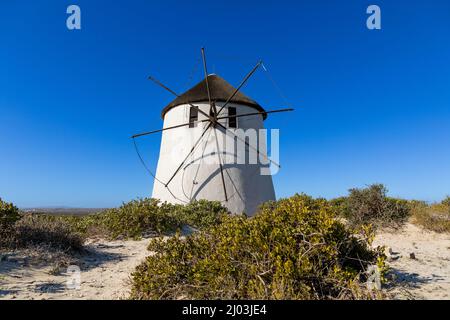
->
(189, 106), (198, 128)
(228, 107), (237, 128)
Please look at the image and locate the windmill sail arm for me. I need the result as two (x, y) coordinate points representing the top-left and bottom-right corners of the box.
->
(131, 108), (293, 139)
(216, 60), (262, 117)
(165, 122), (213, 187)
(131, 121), (200, 139)
(212, 127), (228, 201)
(148, 74), (216, 123)
(201, 48), (215, 114)
(216, 108), (293, 121)
(148, 75), (180, 98)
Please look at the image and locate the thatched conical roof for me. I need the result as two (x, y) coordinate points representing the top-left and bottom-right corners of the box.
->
(161, 74), (266, 119)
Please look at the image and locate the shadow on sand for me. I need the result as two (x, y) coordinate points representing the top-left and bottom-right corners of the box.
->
(386, 268), (444, 290)
(0, 244), (127, 276)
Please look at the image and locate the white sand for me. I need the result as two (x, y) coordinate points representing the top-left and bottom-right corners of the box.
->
(0, 223), (449, 300)
(0, 238), (151, 300)
(374, 223), (450, 300)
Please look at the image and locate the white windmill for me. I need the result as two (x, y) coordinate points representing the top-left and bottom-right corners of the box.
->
(132, 49), (293, 215)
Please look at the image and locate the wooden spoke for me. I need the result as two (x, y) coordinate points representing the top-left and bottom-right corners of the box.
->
(212, 127), (228, 201)
(131, 121), (194, 138)
(216, 108), (294, 122)
(148, 75), (180, 97)
(197, 107), (214, 121)
(201, 48), (217, 116)
(148, 74), (215, 122)
(216, 60), (262, 117)
(165, 122), (213, 187)
(131, 108), (293, 139)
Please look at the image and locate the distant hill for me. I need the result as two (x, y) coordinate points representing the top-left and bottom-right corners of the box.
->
(20, 207), (107, 216)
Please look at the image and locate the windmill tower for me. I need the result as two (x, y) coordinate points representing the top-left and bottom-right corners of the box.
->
(132, 49), (293, 215)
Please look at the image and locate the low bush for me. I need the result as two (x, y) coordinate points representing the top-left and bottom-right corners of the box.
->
(1, 198), (228, 243)
(174, 200), (230, 230)
(12, 214), (84, 252)
(1, 198), (84, 252)
(333, 184), (410, 229)
(130, 194), (386, 300)
(0, 198), (21, 247)
(410, 198), (450, 233)
(0, 198), (20, 229)
(48, 198), (230, 240)
(95, 199), (180, 239)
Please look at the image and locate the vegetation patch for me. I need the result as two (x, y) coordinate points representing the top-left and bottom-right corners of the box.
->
(0, 198), (20, 228)
(410, 197), (450, 233)
(130, 194), (386, 300)
(1, 198), (85, 251)
(0, 198), (21, 248)
(89, 198), (180, 239)
(172, 199), (230, 230)
(1, 198), (84, 270)
(331, 184), (410, 229)
(31, 198), (230, 240)
(12, 214), (84, 252)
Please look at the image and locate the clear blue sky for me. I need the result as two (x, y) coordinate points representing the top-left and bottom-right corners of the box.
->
(1, 1), (449, 208)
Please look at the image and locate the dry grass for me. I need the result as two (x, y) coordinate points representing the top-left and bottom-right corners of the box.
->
(1, 197), (85, 271)
(410, 200), (450, 233)
(12, 214), (85, 252)
(1, 213), (85, 273)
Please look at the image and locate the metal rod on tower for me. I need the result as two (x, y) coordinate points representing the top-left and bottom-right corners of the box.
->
(148, 74), (216, 123)
(216, 108), (294, 121)
(216, 60), (262, 117)
(201, 48), (216, 116)
(212, 127), (228, 201)
(131, 121), (193, 138)
(131, 108), (293, 139)
(148, 75), (180, 97)
(165, 122), (213, 187)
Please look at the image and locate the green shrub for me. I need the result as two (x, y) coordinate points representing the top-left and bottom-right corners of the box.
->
(175, 200), (230, 230)
(328, 196), (348, 218)
(55, 198), (182, 240)
(335, 184), (410, 228)
(0, 198), (21, 247)
(50, 198), (229, 240)
(0, 198), (20, 229)
(96, 199), (178, 239)
(130, 194), (386, 300)
(55, 214), (108, 237)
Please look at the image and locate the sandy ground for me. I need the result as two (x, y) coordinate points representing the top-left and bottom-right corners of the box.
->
(0, 238), (151, 300)
(374, 223), (450, 300)
(0, 223), (449, 300)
